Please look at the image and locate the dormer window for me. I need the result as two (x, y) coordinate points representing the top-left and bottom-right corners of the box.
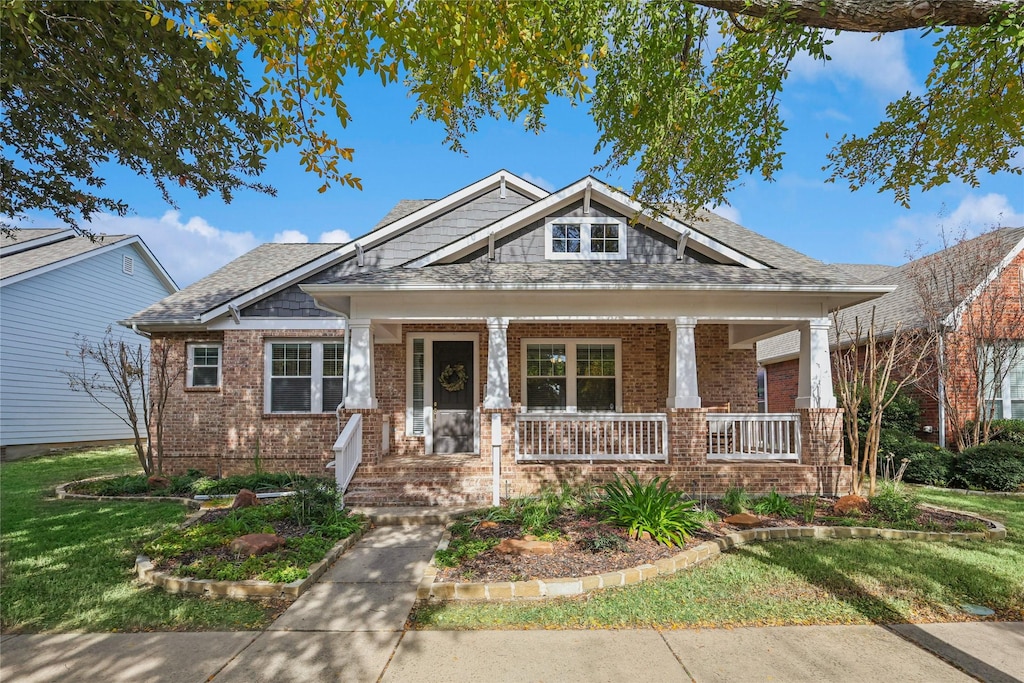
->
(545, 217), (627, 260)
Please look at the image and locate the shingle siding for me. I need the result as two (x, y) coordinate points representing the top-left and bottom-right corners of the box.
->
(0, 243), (174, 446)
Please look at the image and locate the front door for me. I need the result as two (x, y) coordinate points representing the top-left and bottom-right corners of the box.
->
(432, 340), (474, 454)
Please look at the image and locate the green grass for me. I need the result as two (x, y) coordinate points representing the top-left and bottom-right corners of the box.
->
(0, 447), (275, 633)
(410, 488), (1024, 630)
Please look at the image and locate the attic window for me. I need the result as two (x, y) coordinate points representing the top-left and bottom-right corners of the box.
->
(544, 217), (626, 261)
(122, 254), (135, 275)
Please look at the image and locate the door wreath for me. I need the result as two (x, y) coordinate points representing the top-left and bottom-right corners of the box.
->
(438, 363), (468, 392)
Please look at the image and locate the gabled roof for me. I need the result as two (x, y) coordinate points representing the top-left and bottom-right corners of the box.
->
(125, 170), (549, 326)
(0, 231), (177, 292)
(757, 227), (1024, 364)
(406, 177), (771, 270)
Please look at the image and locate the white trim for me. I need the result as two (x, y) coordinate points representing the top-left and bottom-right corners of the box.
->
(263, 339), (346, 414)
(405, 176), (767, 269)
(943, 234), (1024, 330)
(520, 338), (623, 413)
(197, 170), (549, 324)
(405, 332), (480, 454)
(209, 317), (346, 331)
(544, 217), (627, 261)
(186, 343), (222, 388)
(0, 229), (75, 256)
(2, 236), (178, 293)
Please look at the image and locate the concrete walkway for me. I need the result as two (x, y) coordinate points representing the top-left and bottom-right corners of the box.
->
(2, 511), (1022, 682)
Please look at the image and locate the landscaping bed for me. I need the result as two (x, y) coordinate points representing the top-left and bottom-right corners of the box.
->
(66, 471), (328, 499)
(434, 480), (998, 585)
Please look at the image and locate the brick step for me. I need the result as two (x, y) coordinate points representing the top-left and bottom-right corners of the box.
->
(343, 473), (493, 507)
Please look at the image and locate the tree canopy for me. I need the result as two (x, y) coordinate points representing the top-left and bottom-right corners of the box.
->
(2, 0), (1021, 233)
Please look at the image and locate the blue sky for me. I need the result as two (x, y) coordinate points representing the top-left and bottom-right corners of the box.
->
(16, 29), (1024, 287)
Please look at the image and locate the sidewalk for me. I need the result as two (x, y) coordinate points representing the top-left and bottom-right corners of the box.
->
(2, 510), (1021, 682)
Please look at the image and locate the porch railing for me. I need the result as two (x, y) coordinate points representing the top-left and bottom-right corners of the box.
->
(706, 413), (801, 461)
(328, 413), (363, 495)
(516, 412), (668, 462)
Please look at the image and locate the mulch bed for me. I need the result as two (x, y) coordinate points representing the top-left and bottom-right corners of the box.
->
(435, 497), (992, 584)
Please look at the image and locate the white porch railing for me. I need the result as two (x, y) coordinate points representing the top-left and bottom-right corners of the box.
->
(707, 413), (801, 461)
(516, 413), (668, 462)
(328, 413), (363, 496)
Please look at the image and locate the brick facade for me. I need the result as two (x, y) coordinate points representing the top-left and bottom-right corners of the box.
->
(154, 322), (849, 499)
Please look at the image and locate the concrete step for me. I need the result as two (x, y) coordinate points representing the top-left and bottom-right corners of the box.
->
(349, 505), (487, 525)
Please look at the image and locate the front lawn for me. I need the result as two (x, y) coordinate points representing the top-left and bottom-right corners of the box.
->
(410, 488), (1024, 629)
(0, 447), (278, 632)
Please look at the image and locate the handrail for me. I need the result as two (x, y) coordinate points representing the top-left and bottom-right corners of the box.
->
(331, 413), (363, 496)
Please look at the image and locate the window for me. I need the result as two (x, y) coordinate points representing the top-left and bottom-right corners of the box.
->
(523, 339), (620, 412)
(982, 342), (1024, 419)
(265, 340), (345, 413)
(187, 344), (221, 388)
(544, 217), (626, 260)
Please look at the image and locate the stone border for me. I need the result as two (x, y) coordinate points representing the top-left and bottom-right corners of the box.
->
(418, 510), (1006, 602)
(134, 523), (368, 600)
(920, 485), (1024, 498)
(56, 475), (203, 509)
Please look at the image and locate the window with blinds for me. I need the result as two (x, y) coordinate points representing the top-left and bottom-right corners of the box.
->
(266, 340), (346, 413)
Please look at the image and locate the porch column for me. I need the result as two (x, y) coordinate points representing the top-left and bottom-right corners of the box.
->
(483, 317), (512, 409)
(345, 318), (377, 409)
(795, 317), (836, 409)
(667, 316), (701, 409)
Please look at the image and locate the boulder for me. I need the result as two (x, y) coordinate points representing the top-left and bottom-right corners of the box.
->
(231, 489), (260, 509)
(494, 538), (555, 556)
(834, 495), (869, 516)
(147, 475), (171, 490)
(230, 533), (286, 557)
(724, 513), (762, 528)
(477, 520), (499, 529)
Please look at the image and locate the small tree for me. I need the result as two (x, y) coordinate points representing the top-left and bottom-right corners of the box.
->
(832, 308), (931, 496)
(63, 327), (182, 475)
(910, 228), (1024, 449)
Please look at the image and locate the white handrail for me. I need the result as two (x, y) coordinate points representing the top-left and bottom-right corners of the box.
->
(515, 412), (668, 462)
(331, 413), (363, 497)
(707, 412), (801, 461)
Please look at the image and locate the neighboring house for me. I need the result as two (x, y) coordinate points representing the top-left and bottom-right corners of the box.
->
(758, 228), (1024, 447)
(0, 229), (178, 458)
(125, 171), (891, 504)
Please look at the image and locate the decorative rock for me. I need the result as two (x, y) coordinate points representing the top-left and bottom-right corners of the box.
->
(523, 534), (539, 541)
(494, 538), (555, 556)
(147, 475), (171, 490)
(834, 495), (869, 516)
(478, 521), (499, 529)
(724, 513), (762, 528)
(230, 533), (286, 557)
(231, 489), (260, 509)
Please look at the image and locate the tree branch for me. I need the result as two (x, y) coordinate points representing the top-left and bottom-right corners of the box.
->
(695, 1), (1013, 32)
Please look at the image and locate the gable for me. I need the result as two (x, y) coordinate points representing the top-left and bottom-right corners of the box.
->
(455, 199), (724, 265)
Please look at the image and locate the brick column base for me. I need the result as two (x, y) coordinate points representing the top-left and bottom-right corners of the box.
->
(481, 408), (517, 502)
(799, 408), (851, 496)
(668, 408), (708, 466)
(337, 408), (384, 466)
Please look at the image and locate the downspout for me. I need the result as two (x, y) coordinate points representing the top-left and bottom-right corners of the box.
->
(937, 332), (946, 449)
(131, 324), (151, 338)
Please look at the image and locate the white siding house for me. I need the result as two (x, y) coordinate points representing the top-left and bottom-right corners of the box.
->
(0, 230), (177, 457)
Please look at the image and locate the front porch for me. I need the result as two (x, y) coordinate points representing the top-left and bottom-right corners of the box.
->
(329, 317), (847, 505)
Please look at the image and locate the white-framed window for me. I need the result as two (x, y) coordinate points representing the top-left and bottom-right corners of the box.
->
(264, 340), (345, 414)
(544, 217), (627, 260)
(982, 342), (1024, 419)
(187, 343), (221, 388)
(521, 338), (621, 412)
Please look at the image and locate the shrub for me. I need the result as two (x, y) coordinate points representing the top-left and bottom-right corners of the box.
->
(799, 496), (818, 524)
(752, 489), (797, 516)
(578, 533), (630, 554)
(989, 419), (1024, 446)
(900, 446), (955, 486)
(869, 481), (920, 526)
(601, 472), (704, 546)
(722, 486), (752, 515)
(952, 443), (1024, 492)
(288, 478), (343, 526)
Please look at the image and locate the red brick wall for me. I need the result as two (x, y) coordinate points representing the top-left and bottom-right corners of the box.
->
(764, 358), (799, 413)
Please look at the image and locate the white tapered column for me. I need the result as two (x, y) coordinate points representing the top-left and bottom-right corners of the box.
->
(345, 319), (377, 409)
(667, 316), (701, 409)
(484, 317), (512, 409)
(795, 317), (836, 409)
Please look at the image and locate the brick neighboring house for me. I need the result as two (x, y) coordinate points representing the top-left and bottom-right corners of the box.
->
(758, 228), (1024, 449)
(124, 171), (892, 505)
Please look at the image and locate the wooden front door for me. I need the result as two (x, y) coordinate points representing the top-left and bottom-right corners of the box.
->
(432, 340), (474, 454)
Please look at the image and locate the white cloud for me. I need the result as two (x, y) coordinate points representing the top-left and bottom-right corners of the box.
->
(70, 210), (259, 288)
(789, 31), (916, 98)
(272, 229), (309, 244)
(520, 172), (556, 192)
(319, 229), (351, 243)
(869, 193), (1024, 262)
(707, 204), (742, 224)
